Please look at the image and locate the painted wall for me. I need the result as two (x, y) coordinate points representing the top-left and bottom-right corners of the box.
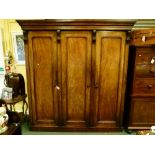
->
(9, 20), (27, 86)
(0, 19), (27, 112)
(0, 28), (5, 95)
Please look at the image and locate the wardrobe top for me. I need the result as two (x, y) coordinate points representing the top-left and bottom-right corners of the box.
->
(17, 19), (136, 31)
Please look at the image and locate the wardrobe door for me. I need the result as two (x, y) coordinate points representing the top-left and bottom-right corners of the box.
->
(94, 31), (126, 130)
(61, 31), (92, 128)
(28, 31), (58, 130)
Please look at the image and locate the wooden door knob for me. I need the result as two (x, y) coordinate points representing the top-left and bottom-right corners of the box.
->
(55, 86), (60, 90)
(94, 84), (99, 88)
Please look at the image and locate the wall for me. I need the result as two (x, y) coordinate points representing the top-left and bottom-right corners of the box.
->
(0, 27), (5, 94)
(0, 19), (27, 112)
(9, 20), (27, 84)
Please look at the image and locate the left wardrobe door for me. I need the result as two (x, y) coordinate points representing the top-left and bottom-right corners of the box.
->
(28, 31), (58, 130)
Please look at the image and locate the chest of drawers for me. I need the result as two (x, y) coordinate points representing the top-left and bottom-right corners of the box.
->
(125, 46), (155, 130)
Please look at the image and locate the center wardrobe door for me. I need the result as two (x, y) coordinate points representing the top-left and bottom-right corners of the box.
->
(60, 31), (92, 128)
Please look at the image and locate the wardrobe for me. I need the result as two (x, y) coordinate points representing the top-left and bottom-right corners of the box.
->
(17, 20), (135, 131)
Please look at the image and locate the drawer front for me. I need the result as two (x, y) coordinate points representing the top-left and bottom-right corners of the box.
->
(129, 97), (155, 126)
(133, 78), (155, 95)
(135, 65), (155, 77)
(132, 36), (155, 45)
(136, 48), (155, 65)
(131, 29), (155, 45)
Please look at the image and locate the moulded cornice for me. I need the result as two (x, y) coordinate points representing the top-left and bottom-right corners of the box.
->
(17, 19), (136, 31)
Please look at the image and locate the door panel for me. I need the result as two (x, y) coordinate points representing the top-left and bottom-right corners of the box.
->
(28, 31), (58, 127)
(95, 31), (126, 129)
(61, 31), (92, 127)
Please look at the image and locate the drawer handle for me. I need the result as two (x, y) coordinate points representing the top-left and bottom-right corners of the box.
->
(94, 83), (99, 88)
(150, 57), (155, 64)
(142, 35), (146, 42)
(149, 70), (155, 73)
(147, 84), (153, 89)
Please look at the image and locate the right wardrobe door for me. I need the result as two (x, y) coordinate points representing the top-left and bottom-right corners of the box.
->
(93, 31), (127, 130)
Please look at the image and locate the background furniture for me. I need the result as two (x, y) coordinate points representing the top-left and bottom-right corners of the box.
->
(0, 99), (21, 135)
(124, 29), (155, 130)
(5, 94), (28, 115)
(0, 123), (21, 135)
(4, 72), (28, 116)
(17, 20), (135, 132)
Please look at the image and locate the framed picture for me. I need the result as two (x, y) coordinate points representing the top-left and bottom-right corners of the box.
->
(1, 87), (13, 100)
(12, 32), (25, 65)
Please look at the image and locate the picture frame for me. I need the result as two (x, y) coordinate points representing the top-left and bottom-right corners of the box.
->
(12, 32), (25, 65)
(1, 87), (12, 100)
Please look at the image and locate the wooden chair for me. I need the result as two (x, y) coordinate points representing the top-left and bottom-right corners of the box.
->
(4, 94), (28, 115)
(3, 72), (28, 116)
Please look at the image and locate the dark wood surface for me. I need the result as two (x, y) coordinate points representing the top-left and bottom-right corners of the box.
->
(130, 29), (155, 46)
(0, 124), (21, 135)
(61, 31), (92, 127)
(128, 97), (155, 129)
(28, 31), (58, 126)
(93, 31), (127, 129)
(4, 95), (28, 115)
(17, 19), (136, 31)
(125, 41), (155, 130)
(5, 95), (27, 105)
(18, 20), (134, 131)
